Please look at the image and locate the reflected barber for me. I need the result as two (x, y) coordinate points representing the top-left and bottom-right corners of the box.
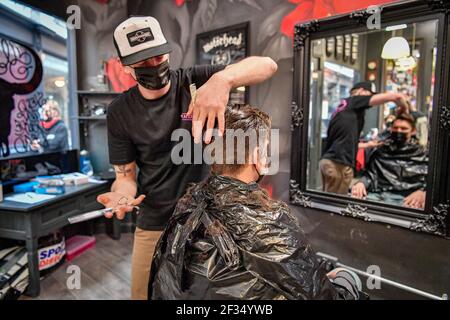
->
(319, 81), (410, 195)
(96, 16), (278, 300)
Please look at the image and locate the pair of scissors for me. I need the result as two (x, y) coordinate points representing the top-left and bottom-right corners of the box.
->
(68, 206), (140, 224)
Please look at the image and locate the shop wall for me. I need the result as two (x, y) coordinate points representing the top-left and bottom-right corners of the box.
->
(75, 0), (127, 89)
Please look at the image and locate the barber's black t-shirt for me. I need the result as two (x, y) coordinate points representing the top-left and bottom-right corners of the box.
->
(107, 65), (225, 230)
(321, 96), (372, 168)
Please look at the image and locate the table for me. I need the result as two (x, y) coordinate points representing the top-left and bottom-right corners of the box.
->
(0, 181), (119, 297)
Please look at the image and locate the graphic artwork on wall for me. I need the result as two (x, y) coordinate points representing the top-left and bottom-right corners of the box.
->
(0, 37), (44, 158)
(196, 22), (249, 105)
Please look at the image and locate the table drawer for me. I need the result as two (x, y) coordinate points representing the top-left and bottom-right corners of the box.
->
(41, 199), (80, 224)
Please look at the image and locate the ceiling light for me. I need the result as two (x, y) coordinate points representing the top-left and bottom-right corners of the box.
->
(54, 79), (65, 88)
(382, 37), (410, 59)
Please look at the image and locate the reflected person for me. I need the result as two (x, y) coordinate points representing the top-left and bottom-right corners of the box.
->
(319, 81), (409, 195)
(351, 113), (427, 209)
(30, 100), (69, 153)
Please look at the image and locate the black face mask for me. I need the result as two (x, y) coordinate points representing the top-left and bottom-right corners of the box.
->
(133, 60), (170, 90)
(391, 131), (408, 145)
(41, 111), (52, 122)
(253, 164), (268, 184)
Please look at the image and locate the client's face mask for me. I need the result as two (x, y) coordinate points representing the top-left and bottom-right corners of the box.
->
(133, 60), (170, 90)
(253, 165), (265, 184)
(254, 156), (270, 184)
(391, 131), (408, 145)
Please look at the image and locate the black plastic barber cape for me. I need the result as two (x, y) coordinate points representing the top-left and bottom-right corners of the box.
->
(149, 174), (355, 300)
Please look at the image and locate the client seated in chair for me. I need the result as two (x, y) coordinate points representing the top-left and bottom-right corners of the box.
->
(351, 113), (428, 209)
(149, 104), (361, 300)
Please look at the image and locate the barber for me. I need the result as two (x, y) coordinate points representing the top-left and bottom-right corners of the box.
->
(96, 16), (277, 300)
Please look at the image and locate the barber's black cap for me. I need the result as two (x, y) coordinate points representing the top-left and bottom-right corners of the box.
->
(351, 81), (377, 94)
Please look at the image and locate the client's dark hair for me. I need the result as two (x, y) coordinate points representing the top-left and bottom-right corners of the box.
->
(211, 104), (271, 175)
(210, 104), (280, 211)
(394, 113), (416, 130)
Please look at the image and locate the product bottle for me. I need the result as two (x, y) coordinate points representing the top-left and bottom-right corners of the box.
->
(79, 150), (94, 176)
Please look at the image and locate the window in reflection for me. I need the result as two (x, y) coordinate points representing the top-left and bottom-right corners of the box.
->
(34, 54), (71, 154)
(0, 37), (71, 159)
(307, 19), (438, 211)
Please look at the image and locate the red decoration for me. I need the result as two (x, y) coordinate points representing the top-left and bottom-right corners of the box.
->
(356, 147), (365, 172)
(175, 0), (186, 7)
(261, 182), (274, 198)
(105, 58), (136, 93)
(281, 0), (401, 38)
(171, 0), (401, 40)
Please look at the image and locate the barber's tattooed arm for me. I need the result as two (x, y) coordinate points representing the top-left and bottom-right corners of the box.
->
(96, 161), (146, 220)
(115, 164), (132, 177)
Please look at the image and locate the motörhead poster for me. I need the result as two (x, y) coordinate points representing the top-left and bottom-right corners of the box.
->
(196, 22), (249, 105)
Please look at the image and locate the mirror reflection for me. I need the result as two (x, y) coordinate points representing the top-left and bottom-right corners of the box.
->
(0, 36), (71, 160)
(307, 19), (438, 210)
(29, 100), (70, 155)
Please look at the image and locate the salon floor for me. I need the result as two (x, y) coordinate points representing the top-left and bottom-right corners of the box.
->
(20, 233), (133, 300)
(16, 229), (432, 300)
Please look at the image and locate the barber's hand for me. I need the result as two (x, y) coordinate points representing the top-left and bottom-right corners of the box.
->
(351, 182), (367, 199)
(395, 94), (410, 115)
(187, 73), (230, 144)
(396, 105), (408, 115)
(403, 190), (426, 209)
(366, 140), (383, 149)
(97, 192), (145, 220)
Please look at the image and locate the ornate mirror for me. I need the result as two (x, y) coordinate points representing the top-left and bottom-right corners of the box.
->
(290, 0), (450, 237)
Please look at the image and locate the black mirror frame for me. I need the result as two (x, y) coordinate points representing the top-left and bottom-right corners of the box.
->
(290, 0), (450, 237)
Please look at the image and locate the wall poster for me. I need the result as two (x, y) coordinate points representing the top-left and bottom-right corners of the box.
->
(196, 22), (249, 105)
